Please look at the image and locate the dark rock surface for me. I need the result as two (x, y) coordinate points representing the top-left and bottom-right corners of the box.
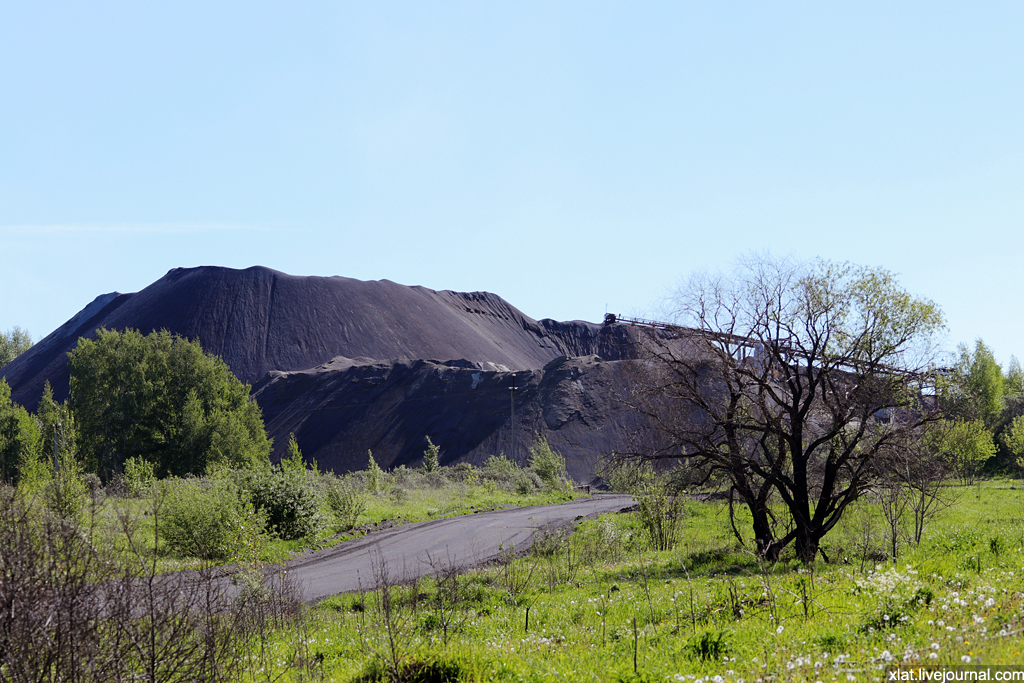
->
(0, 266), (647, 480)
(252, 354), (641, 481)
(1, 266), (634, 409)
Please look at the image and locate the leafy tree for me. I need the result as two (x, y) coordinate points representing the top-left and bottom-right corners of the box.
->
(628, 256), (944, 562)
(0, 327), (32, 368)
(366, 450), (386, 492)
(944, 340), (1004, 429)
(527, 434), (568, 488)
(1005, 356), (1024, 397)
(0, 379), (42, 483)
(1001, 414), (1024, 472)
(928, 418), (996, 484)
(281, 433), (306, 472)
(36, 382), (76, 470)
(422, 435), (440, 472)
(68, 328), (271, 480)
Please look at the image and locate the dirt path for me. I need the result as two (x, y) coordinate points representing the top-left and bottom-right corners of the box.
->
(283, 494), (634, 602)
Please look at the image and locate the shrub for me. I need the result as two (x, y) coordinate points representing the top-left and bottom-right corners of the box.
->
(324, 475), (366, 531)
(422, 436), (440, 472)
(159, 477), (261, 561)
(527, 435), (568, 489)
(244, 468), (325, 541)
(603, 459), (653, 493)
(367, 450), (386, 492)
(0, 484), (300, 682)
(515, 470), (543, 495)
(484, 454), (518, 476)
(635, 476), (685, 551)
(447, 462), (477, 481)
(122, 456), (156, 498)
(16, 449), (52, 495)
(45, 462), (88, 521)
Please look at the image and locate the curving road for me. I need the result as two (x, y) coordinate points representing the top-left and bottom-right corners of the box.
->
(283, 494), (634, 602)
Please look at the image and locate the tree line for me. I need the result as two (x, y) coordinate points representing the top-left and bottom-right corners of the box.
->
(1, 328), (271, 486)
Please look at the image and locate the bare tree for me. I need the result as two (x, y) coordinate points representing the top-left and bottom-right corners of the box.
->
(626, 255), (944, 562)
(0, 486), (301, 683)
(357, 548), (417, 682)
(874, 426), (955, 548)
(425, 550), (469, 645)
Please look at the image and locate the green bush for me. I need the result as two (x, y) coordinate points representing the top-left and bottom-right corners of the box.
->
(366, 450), (386, 493)
(483, 454), (518, 476)
(159, 477), (262, 561)
(603, 459), (653, 493)
(527, 435), (568, 489)
(44, 463), (88, 521)
(636, 476), (684, 551)
(122, 456), (156, 498)
(324, 475), (366, 531)
(15, 449), (52, 495)
(422, 436), (440, 472)
(244, 468), (325, 541)
(514, 470), (543, 495)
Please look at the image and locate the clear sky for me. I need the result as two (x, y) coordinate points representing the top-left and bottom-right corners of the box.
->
(2, 2), (1023, 367)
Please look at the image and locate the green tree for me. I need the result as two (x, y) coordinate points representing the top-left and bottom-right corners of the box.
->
(281, 433), (306, 472)
(36, 382), (76, 470)
(0, 379), (42, 483)
(1005, 356), (1024, 397)
(422, 435), (440, 472)
(1002, 414), (1024, 472)
(366, 450), (386, 492)
(929, 418), (996, 484)
(945, 340), (1004, 429)
(68, 328), (271, 480)
(0, 327), (32, 368)
(527, 434), (568, 488)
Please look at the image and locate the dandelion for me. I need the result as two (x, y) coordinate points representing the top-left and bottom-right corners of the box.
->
(928, 652), (939, 660)
(931, 643), (940, 650)
(777, 624), (784, 634)
(962, 655), (972, 663)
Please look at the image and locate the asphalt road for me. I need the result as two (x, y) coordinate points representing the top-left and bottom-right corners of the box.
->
(283, 494), (634, 602)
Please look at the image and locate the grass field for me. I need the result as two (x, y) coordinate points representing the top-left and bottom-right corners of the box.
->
(243, 480), (1024, 682)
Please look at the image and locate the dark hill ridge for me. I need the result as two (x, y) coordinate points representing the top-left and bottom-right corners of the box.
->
(2, 266), (633, 409)
(251, 354), (641, 481)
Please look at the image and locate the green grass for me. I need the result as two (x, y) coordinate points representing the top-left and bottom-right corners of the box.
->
(47, 469), (580, 573)
(242, 479), (1024, 682)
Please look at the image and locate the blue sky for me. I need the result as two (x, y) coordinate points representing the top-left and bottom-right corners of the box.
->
(2, 2), (1023, 367)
